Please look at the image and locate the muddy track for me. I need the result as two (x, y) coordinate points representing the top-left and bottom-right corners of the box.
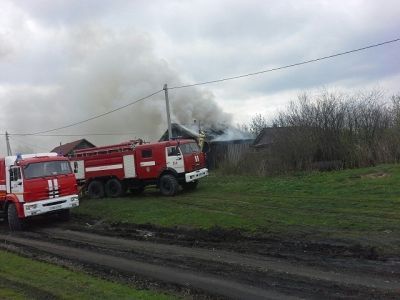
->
(68, 214), (394, 262)
(1, 227), (399, 299)
(0, 232), (295, 300)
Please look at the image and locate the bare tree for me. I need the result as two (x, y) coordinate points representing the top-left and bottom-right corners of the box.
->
(249, 114), (268, 137)
(223, 90), (400, 175)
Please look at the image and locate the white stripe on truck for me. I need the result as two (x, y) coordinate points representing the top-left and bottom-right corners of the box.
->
(140, 161), (156, 167)
(86, 164), (123, 172)
(48, 179), (54, 198)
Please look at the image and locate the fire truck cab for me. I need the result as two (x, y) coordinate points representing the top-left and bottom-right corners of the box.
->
(70, 139), (208, 198)
(0, 153), (79, 231)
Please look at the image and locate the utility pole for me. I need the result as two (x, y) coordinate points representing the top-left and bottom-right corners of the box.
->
(5, 131), (12, 156)
(163, 84), (172, 140)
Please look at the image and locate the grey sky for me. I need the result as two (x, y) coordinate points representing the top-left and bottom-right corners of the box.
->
(0, 0), (399, 153)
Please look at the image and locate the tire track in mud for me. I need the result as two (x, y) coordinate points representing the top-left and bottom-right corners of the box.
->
(1, 227), (400, 299)
(39, 228), (400, 292)
(0, 233), (298, 300)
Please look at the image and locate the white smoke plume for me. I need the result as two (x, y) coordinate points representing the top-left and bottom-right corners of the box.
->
(0, 25), (231, 154)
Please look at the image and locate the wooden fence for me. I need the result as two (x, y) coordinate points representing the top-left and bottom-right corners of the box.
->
(207, 141), (253, 170)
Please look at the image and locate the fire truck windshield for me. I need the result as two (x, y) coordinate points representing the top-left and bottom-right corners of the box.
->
(179, 142), (200, 155)
(23, 160), (72, 179)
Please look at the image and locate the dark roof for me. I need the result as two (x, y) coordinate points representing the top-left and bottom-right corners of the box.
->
(253, 127), (292, 148)
(50, 139), (95, 155)
(159, 123), (253, 142)
(159, 123), (199, 141)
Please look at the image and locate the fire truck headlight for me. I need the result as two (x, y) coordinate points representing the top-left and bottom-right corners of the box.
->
(71, 196), (79, 202)
(26, 204), (37, 211)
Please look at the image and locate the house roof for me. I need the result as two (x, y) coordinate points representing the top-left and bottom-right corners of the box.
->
(50, 139), (95, 155)
(253, 127), (293, 148)
(159, 123), (253, 143)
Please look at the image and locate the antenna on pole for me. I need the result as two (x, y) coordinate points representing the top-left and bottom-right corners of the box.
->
(5, 131), (12, 156)
(163, 84), (172, 140)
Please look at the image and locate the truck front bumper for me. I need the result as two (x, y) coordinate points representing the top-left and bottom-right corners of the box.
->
(23, 195), (79, 217)
(185, 168), (208, 183)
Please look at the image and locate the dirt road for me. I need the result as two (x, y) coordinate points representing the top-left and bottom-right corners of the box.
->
(0, 223), (399, 299)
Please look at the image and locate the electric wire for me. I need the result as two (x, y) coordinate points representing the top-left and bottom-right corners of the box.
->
(8, 136), (51, 152)
(5, 37), (400, 136)
(10, 133), (139, 137)
(10, 89), (164, 136)
(169, 38), (400, 90)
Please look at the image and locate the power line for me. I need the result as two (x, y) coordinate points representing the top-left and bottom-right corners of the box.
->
(169, 37), (400, 90)
(10, 133), (139, 137)
(9, 136), (50, 152)
(6, 37), (400, 137)
(11, 89), (163, 136)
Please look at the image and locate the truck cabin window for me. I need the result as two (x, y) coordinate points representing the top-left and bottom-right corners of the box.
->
(10, 167), (21, 181)
(179, 142), (200, 155)
(23, 161), (72, 179)
(142, 149), (153, 158)
(167, 147), (181, 156)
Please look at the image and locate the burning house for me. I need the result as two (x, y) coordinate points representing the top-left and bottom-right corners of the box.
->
(159, 123), (254, 169)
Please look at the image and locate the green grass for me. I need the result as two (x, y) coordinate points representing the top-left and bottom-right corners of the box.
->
(0, 250), (176, 300)
(75, 164), (400, 253)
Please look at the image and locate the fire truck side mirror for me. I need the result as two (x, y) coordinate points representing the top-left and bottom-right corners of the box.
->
(73, 162), (78, 173)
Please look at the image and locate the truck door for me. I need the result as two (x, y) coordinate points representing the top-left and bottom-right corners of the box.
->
(166, 146), (184, 173)
(9, 166), (24, 202)
(71, 160), (85, 180)
(137, 148), (158, 179)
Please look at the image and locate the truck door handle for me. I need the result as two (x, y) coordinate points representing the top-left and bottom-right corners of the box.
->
(18, 182), (22, 185)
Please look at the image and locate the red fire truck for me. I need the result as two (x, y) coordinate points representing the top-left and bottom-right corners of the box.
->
(0, 153), (79, 231)
(69, 139), (208, 198)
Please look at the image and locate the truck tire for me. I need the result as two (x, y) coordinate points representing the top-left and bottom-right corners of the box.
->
(105, 178), (123, 198)
(87, 180), (105, 199)
(58, 209), (70, 222)
(182, 180), (198, 191)
(7, 203), (25, 231)
(159, 174), (179, 196)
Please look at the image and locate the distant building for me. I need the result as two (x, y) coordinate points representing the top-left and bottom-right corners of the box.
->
(51, 139), (95, 157)
(159, 123), (254, 169)
(252, 127), (294, 149)
(159, 123), (253, 144)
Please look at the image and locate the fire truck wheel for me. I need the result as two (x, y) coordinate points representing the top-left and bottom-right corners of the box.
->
(105, 178), (123, 198)
(160, 174), (179, 196)
(87, 180), (105, 199)
(58, 209), (70, 222)
(7, 203), (25, 231)
(182, 180), (199, 191)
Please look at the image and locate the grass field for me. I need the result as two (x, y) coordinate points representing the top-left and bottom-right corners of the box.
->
(0, 250), (175, 300)
(75, 164), (400, 254)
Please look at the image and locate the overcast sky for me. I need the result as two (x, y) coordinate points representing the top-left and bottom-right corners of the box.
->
(1, 0), (399, 154)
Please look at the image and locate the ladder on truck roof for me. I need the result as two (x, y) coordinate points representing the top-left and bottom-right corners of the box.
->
(71, 140), (143, 158)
